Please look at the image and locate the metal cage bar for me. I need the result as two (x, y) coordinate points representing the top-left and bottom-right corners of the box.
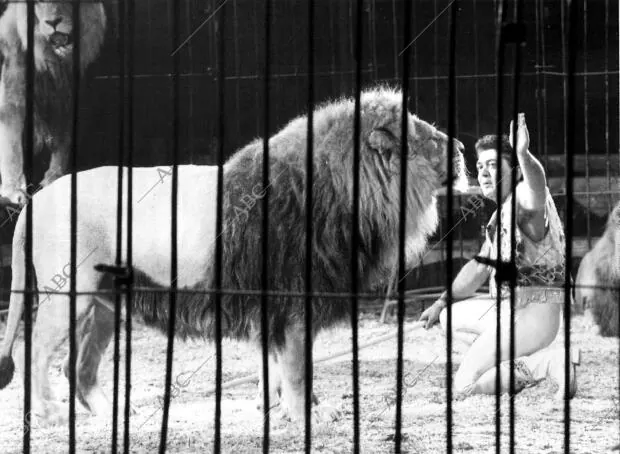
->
(22, 0), (36, 453)
(493, 2), (508, 451)
(124, 0), (136, 450)
(214, 1), (226, 451)
(395, 0), (412, 451)
(260, 1), (272, 452)
(445, 0), (460, 452)
(562, 0), (578, 451)
(304, 0), (316, 450)
(158, 0), (181, 450)
(351, 0), (363, 452)
(507, 1), (525, 452)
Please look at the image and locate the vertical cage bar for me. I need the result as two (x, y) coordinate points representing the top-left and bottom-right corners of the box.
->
(603, 0), (610, 195)
(433, 0), (440, 123)
(534, 0), (544, 168)
(411, 0), (424, 287)
(507, 1), (525, 452)
(582, 0), (591, 249)
(351, 0), (363, 451)
(68, 0), (83, 451)
(111, 0), (126, 446)
(445, 1), (459, 453)
(22, 0), (36, 451)
(562, 0), (577, 451)
(214, 10), (225, 454)
(214, 1), (226, 451)
(473, 0), (480, 138)
(304, 0), (316, 450)
(232, 0), (241, 141)
(493, 2), (508, 452)
(390, 0), (398, 77)
(124, 0), (136, 450)
(159, 0), (181, 450)
(260, 0), (272, 451)
(538, 0), (549, 165)
(395, 0), (411, 451)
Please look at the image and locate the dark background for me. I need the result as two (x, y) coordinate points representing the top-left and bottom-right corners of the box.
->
(0, 0), (618, 297)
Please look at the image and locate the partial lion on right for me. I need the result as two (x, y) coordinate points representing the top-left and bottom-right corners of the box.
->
(0, 0), (107, 205)
(575, 200), (620, 337)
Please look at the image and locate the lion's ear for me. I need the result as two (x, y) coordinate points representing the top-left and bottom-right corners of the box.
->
(367, 128), (397, 157)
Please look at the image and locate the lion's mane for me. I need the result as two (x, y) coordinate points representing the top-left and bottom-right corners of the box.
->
(575, 201), (620, 337)
(132, 87), (463, 348)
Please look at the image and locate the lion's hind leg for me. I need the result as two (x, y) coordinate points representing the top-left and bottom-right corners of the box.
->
(29, 293), (93, 427)
(62, 299), (115, 417)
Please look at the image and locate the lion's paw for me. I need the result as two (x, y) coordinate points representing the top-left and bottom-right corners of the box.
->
(254, 395), (281, 414)
(0, 187), (28, 206)
(311, 402), (341, 425)
(273, 400), (341, 427)
(27, 401), (68, 430)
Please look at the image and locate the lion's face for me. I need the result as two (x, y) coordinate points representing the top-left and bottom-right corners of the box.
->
(10, 1), (107, 71)
(408, 116), (469, 192)
(34, 1), (104, 59)
(363, 98), (468, 193)
(357, 88), (468, 192)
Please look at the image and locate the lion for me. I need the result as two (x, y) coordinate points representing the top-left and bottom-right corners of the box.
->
(0, 86), (468, 428)
(0, 0), (107, 205)
(575, 200), (620, 337)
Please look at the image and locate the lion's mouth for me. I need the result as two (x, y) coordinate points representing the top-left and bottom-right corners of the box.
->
(49, 32), (73, 49)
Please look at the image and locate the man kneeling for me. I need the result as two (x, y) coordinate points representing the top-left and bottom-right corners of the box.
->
(419, 114), (580, 400)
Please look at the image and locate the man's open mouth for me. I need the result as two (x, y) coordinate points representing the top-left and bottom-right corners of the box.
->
(49, 32), (73, 48)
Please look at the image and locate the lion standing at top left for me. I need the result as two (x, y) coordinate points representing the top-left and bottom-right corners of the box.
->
(0, 1), (107, 205)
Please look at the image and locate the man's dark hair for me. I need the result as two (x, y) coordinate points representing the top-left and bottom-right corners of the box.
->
(475, 134), (514, 164)
(475, 133), (522, 180)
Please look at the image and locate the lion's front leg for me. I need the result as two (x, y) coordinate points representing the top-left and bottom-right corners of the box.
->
(275, 326), (340, 426)
(0, 53), (29, 205)
(40, 139), (69, 187)
(255, 351), (282, 413)
(0, 105), (28, 205)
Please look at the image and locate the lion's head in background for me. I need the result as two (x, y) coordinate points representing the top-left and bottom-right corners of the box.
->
(575, 200), (620, 336)
(10, 0), (107, 73)
(0, 1), (107, 204)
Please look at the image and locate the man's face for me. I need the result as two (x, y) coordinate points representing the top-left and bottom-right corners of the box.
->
(476, 148), (516, 202)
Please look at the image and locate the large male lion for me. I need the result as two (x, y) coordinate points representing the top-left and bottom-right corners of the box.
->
(0, 87), (468, 427)
(0, 1), (107, 205)
(575, 201), (620, 337)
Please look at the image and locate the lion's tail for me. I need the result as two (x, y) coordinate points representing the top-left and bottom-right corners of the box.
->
(0, 209), (33, 389)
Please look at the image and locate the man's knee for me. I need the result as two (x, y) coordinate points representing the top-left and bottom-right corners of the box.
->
(454, 366), (478, 395)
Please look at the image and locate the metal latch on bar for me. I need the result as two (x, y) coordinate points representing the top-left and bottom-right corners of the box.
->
(502, 22), (526, 44)
(473, 255), (517, 284)
(94, 263), (134, 286)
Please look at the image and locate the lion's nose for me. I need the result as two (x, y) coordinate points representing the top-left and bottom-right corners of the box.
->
(454, 139), (465, 152)
(45, 18), (62, 29)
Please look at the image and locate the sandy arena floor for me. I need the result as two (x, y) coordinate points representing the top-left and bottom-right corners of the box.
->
(0, 309), (618, 453)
